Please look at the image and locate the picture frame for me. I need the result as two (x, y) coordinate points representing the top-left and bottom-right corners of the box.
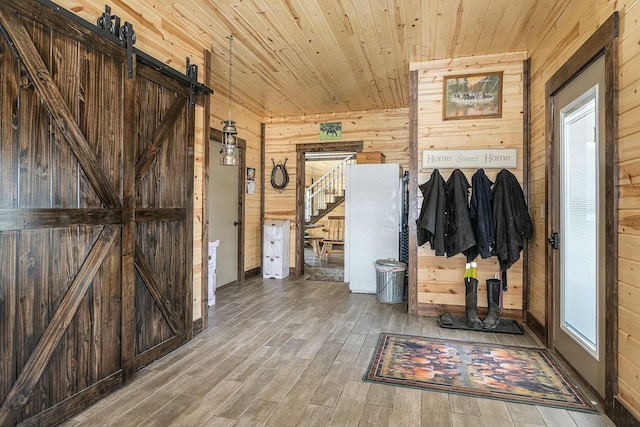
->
(443, 72), (503, 120)
(246, 167), (255, 181)
(246, 167), (256, 194)
(319, 122), (342, 141)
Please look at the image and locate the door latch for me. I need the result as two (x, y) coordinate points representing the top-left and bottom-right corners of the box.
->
(547, 232), (559, 250)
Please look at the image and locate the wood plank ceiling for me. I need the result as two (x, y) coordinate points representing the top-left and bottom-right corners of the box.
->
(78, 0), (567, 118)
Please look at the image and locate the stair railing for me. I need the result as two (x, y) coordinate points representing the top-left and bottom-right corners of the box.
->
(305, 154), (356, 223)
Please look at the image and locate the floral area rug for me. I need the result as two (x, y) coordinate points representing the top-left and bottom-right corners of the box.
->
(363, 333), (598, 413)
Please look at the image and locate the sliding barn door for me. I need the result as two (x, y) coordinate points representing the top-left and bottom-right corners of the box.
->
(133, 64), (194, 369)
(0, 3), (127, 425)
(0, 0), (198, 425)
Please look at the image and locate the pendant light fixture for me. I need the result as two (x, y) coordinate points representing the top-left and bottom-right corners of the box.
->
(220, 34), (239, 166)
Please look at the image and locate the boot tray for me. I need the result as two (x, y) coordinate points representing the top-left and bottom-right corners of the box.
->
(438, 313), (525, 335)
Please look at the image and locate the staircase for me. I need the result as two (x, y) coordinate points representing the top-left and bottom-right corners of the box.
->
(307, 195), (345, 224)
(305, 154), (355, 224)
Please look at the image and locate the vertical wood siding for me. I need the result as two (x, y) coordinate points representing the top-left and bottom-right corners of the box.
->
(411, 52), (527, 319)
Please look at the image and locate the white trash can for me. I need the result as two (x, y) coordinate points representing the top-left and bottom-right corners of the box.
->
(208, 240), (220, 306)
(374, 259), (406, 304)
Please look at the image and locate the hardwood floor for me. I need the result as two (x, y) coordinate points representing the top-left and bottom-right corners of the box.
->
(61, 275), (616, 427)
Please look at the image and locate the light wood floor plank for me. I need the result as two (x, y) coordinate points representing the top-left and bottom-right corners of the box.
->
(328, 380), (369, 427)
(477, 398), (515, 426)
(449, 393), (481, 417)
(309, 361), (352, 407)
(213, 367), (280, 419)
(295, 403), (334, 427)
(303, 341), (344, 376)
(168, 380), (244, 427)
(569, 410), (618, 427)
(366, 383), (396, 408)
(421, 391), (453, 427)
(138, 393), (194, 426)
(536, 406), (579, 426)
(265, 374), (322, 427)
(505, 401), (545, 426)
(349, 344), (376, 381)
(327, 319), (357, 344)
(295, 330), (331, 359)
(351, 313), (376, 335)
(258, 358), (311, 403)
(359, 403), (391, 426)
(198, 416), (235, 427)
(262, 337), (306, 370)
(334, 332), (366, 363)
(233, 398), (278, 427)
(389, 386), (422, 426)
(451, 411), (484, 426)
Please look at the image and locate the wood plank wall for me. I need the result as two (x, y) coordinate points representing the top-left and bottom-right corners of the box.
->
(527, 0), (640, 418)
(264, 109), (410, 266)
(410, 52), (528, 320)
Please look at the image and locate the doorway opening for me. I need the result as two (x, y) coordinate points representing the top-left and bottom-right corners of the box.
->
(294, 141), (363, 276)
(303, 152), (356, 281)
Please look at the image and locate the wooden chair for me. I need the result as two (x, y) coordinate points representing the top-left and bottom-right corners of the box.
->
(305, 235), (323, 257)
(320, 216), (345, 260)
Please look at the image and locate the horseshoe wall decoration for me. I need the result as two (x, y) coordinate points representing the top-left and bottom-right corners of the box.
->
(270, 158), (289, 190)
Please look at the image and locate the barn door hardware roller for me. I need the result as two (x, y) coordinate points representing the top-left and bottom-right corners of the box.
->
(96, 5), (137, 78)
(186, 57), (199, 106)
(96, 5), (120, 36)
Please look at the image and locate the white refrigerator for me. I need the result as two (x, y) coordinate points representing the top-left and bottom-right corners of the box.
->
(345, 163), (402, 294)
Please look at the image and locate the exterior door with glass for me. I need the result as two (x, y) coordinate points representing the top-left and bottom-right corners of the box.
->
(551, 55), (606, 398)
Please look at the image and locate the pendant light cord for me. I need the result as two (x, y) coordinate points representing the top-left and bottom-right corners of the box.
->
(227, 34), (233, 121)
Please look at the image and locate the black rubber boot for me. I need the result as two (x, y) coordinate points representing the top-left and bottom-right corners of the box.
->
(482, 279), (502, 329)
(464, 277), (482, 329)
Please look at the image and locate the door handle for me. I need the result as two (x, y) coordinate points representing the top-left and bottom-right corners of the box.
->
(547, 232), (559, 250)
(233, 221), (239, 226)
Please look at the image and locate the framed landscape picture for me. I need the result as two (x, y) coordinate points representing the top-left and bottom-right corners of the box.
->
(443, 72), (503, 120)
(320, 122), (342, 140)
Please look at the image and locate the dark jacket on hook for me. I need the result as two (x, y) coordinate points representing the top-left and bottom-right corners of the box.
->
(492, 169), (533, 271)
(417, 169), (446, 255)
(444, 169), (475, 258)
(464, 168), (494, 261)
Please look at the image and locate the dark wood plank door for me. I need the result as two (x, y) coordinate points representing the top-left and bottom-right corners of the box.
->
(0, 3), (127, 425)
(0, 0), (197, 425)
(132, 64), (194, 370)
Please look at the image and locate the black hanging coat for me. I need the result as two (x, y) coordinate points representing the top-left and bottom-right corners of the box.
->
(416, 169), (446, 255)
(492, 169), (533, 271)
(444, 169), (475, 258)
(464, 168), (494, 261)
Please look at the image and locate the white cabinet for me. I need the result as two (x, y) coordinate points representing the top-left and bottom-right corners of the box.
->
(263, 220), (290, 279)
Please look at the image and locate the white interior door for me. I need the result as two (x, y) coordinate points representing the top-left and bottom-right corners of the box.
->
(551, 55), (605, 398)
(209, 139), (239, 287)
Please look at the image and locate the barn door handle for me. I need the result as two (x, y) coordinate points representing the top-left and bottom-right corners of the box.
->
(547, 232), (559, 250)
